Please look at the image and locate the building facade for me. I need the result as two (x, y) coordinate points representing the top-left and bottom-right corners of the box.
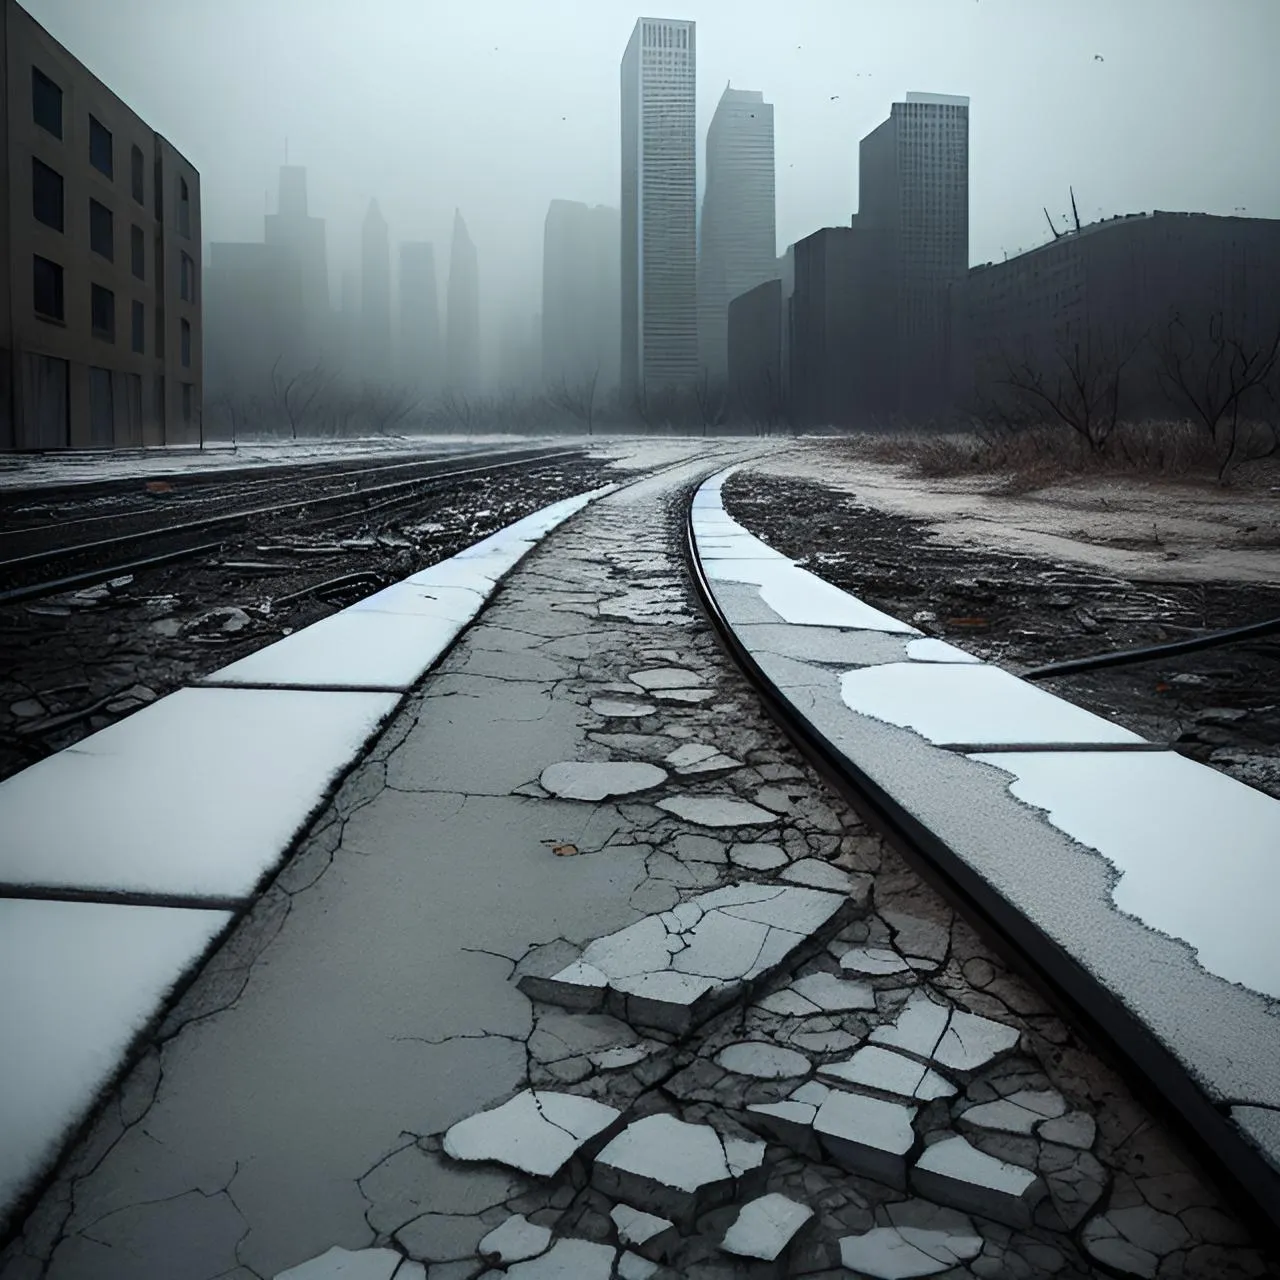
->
(854, 91), (969, 419)
(360, 199), (391, 382)
(204, 241), (300, 396)
(621, 16), (698, 401)
(397, 240), (439, 394)
(445, 209), (480, 397)
(541, 199), (620, 394)
(264, 164), (328, 361)
(726, 277), (782, 425)
(1, 0), (202, 448)
(951, 211), (1280, 420)
(698, 84), (776, 381)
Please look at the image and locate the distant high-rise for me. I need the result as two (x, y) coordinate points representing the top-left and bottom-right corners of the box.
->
(265, 165), (329, 356)
(360, 200), (392, 380)
(398, 242), (440, 393)
(445, 210), (481, 397)
(698, 84), (776, 380)
(542, 200), (621, 393)
(854, 91), (969, 416)
(621, 16), (698, 400)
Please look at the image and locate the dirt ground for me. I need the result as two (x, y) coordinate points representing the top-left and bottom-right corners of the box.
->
(724, 442), (1280, 799)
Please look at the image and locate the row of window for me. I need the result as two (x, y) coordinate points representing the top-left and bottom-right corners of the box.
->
(31, 63), (192, 236)
(32, 256), (192, 365)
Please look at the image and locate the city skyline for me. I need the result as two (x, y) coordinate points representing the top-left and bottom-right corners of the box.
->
(20, 0), (1276, 375)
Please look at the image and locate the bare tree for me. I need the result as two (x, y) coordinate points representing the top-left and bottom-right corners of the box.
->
(437, 391), (474, 433)
(547, 367), (600, 436)
(1155, 309), (1280, 480)
(269, 358), (334, 441)
(998, 325), (1145, 453)
(694, 369), (727, 436)
(359, 385), (421, 436)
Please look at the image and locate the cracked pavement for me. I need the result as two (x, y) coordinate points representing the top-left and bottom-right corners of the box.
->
(3, 450), (1277, 1279)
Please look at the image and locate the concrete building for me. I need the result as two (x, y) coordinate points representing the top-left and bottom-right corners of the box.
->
(445, 209), (480, 398)
(204, 241), (300, 395)
(264, 165), (328, 359)
(698, 84), (776, 381)
(541, 199), (621, 395)
(854, 91), (969, 419)
(360, 199), (391, 382)
(497, 311), (540, 395)
(726, 277), (782, 425)
(621, 16), (698, 401)
(951, 210), (1280, 419)
(397, 241), (439, 394)
(0, 0), (202, 448)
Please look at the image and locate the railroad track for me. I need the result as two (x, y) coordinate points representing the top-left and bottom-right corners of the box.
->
(0, 445), (583, 605)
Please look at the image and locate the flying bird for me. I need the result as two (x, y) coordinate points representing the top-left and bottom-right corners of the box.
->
(830, 94), (840, 100)
(1093, 53), (1104, 61)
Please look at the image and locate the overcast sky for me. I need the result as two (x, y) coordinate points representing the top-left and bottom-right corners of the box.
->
(24, 0), (1279, 362)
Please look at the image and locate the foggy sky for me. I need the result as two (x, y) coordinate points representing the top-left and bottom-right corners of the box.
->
(24, 0), (1279, 371)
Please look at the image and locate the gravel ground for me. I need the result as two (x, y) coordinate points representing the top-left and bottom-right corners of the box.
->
(0, 455), (612, 784)
(722, 469), (1280, 800)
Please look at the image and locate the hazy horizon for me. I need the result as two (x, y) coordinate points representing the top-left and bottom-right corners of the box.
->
(22, 0), (1279, 373)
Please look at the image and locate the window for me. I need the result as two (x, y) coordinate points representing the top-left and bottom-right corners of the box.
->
(181, 382), (193, 424)
(177, 176), (191, 238)
(34, 255), (65, 321)
(180, 252), (195, 301)
(89, 115), (113, 178)
(132, 300), (145, 354)
(180, 318), (191, 367)
(32, 67), (62, 138)
(131, 145), (145, 204)
(32, 158), (64, 231)
(89, 199), (114, 260)
(91, 283), (115, 340)
(131, 225), (145, 279)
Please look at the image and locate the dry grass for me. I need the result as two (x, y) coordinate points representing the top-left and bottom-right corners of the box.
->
(842, 419), (1279, 492)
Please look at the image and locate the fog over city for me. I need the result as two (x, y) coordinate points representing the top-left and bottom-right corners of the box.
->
(22, 0), (1280, 391)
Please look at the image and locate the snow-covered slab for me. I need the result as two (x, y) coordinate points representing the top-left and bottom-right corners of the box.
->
(813, 1090), (918, 1189)
(819, 1045), (956, 1101)
(207, 488), (610, 690)
(0, 898), (231, 1211)
(442, 1089), (620, 1177)
(274, 1246), (406, 1280)
(522, 883), (851, 1034)
(540, 761), (667, 801)
(721, 1192), (813, 1262)
(715, 1041), (811, 1080)
(0, 687), (397, 898)
(971, 749), (1280, 998)
(911, 1134), (1046, 1228)
(842, 662), (1144, 747)
(477, 1215), (553, 1266)
(593, 1114), (765, 1227)
(655, 795), (777, 827)
(839, 1224), (983, 1279)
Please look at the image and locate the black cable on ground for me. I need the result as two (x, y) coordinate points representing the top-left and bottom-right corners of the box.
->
(1021, 615), (1280, 681)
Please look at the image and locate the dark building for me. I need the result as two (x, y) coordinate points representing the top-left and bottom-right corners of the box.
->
(853, 91), (969, 419)
(445, 209), (480, 397)
(360, 199), (391, 381)
(726, 277), (782, 424)
(397, 241), (439, 394)
(951, 211), (1280, 419)
(785, 225), (891, 427)
(204, 241), (300, 394)
(264, 165), (328, 359)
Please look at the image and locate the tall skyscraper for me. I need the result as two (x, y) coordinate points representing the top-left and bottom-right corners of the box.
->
(398, 242), (440, 393)
(621, 16), (698, 401)
(360, 200), (392, 381)
(264, 165), (329, 356)
(853, 91), (969, 417)
(445, 210), (481, 397)
(698, 84), (776, 380)
(542, 200), (621, 393)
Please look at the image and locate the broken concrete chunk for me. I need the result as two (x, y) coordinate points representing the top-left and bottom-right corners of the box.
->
(629, 667), (704, 690)
(788, 970), (876, 1012)
(593, 1114), (765, 1227)
(814, 1090), (917, 1189)
(1081, 1215), (1160, 1279)
(1038, 1109), (1096, 1150)
(869, 991), (951, 1059)
(721, 1192), (814, 1262)
(961, 1089), (1065, 1135)
(610, 1202), (676, 1255)
(714, 1040), (811, 1080)
(730, 842), (789, 871)
(477, 1215), (554, 1266)
(495, 1238), (617, 1277)
(617, 1251), (659, 1280)
(672, 832), (729, 863)
(819, 1045), (956, 1101)
(839, 946), (913, 976)
(933, 1008), (1021, 1072)
(746, 1100), (821, 1155)
(442, 1089), (620, 1177)
(273, 1246), (404, 1280)
(781, 858), (853, 892)
(881, 911), (951, 963)
(590, 699), (657, 718)
(839, 1225), (983, 1279)
(540, 761), (667, 800)
(911, 1135), (1045, 1228)
(656, 796), (776, 827)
